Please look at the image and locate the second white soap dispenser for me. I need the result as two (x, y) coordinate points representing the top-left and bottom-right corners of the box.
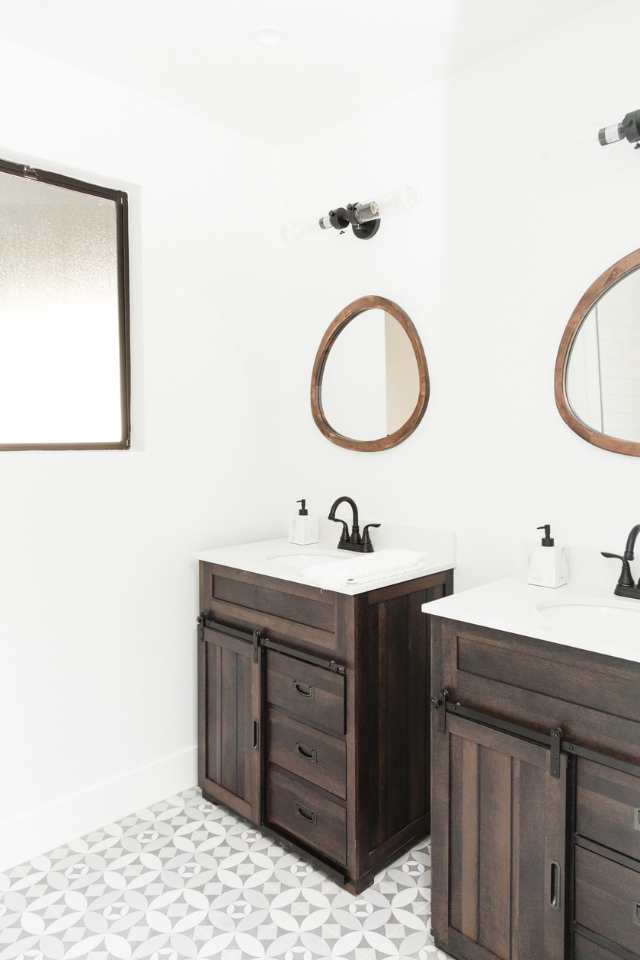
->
(288, 499), (319, 546)
(528, 524), (568, 588)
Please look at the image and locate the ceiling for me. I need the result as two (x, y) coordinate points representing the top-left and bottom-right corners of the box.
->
(0, 0), (609, 144)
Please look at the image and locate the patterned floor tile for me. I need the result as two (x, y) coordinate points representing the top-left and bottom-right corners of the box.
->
(0, 788), (452, 960)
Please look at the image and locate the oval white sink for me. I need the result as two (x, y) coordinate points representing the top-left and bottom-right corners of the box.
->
(266, 552), (345, 573)
(537, 601), (640, 644)
(268, 552), (342, 561)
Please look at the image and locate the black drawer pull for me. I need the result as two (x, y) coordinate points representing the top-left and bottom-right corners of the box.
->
(296, 804), (317, 825)
(296, 742), (317, 763)
(549, 861), (561, 910)
(635, 903), (640, 928)
(293, 681), (313, 698)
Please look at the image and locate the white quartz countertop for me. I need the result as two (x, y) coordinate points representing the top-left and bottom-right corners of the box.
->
(197, 531), (455, 596)
(423, 577), (640, 665)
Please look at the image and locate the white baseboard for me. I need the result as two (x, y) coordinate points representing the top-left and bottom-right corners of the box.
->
(0, 745), (197, 873)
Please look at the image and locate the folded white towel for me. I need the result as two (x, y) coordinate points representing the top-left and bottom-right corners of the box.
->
(305, 549), (428, 587)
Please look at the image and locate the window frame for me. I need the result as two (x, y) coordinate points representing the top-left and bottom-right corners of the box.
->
(0, 156), (131, 451)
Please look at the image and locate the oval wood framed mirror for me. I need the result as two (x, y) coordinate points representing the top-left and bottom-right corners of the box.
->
(555, 248), (640, 457)
(311, 295), (429, 452)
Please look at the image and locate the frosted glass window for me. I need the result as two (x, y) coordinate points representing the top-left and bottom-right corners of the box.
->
(0, 160), (130, 449)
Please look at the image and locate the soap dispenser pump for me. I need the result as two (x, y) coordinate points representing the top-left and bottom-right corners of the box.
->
(528, 524), (568, 588)
(288, 499), (319, 546)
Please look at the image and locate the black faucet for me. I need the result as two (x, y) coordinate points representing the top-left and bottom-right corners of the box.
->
(328, 496), (380, 553)
(602, 524), (640, 598)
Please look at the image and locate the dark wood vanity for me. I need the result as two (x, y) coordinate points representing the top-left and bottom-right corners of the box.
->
(198, 559), (453, 892)
(430, 614), (640, 960)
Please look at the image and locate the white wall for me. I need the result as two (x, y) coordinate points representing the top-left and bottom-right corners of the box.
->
(5, 0), (640, 871)
(264, 0), (640, 592)
(0, 38), (281, 869)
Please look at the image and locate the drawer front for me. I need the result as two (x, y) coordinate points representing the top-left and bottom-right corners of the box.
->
(574, 933), (621, 960)
(266, 764), (347, 866)
(441, 621), (640, 764)
(575, 846), (640, 956)
(267, 709), (346, 799)
(201, 562), (343, 658)
(577, 758), (640, 860)
(213, 572), (335, 632)
(266, 650), (345, 735)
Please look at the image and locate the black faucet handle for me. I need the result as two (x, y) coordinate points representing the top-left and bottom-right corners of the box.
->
(602, 551), (635, 588)
(329, 517), (350, 545)
(362, 523), (381, 553)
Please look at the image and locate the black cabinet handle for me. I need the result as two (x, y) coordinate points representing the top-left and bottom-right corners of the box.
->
(549, 861), (561, 910)
(293, 681), (313, 698)
(296, 742), (317, 763)
(252, 720), (260, 751)
(296, 804), (317, 825)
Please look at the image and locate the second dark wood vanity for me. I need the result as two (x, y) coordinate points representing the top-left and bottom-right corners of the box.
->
(198, 556), (453, 893)
(429, 611), (640, 960)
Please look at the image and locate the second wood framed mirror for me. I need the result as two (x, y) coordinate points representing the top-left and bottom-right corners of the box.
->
(311, 295), (429, 452)
(555, 248), (640, 457)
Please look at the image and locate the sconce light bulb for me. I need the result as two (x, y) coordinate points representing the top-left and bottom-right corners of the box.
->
(353, 201), (380, 224)
(598, 123), (624, 146)
(598, 109), (640, 147)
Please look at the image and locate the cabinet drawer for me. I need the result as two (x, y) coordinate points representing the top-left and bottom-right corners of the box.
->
(212, 571), (335, 632)
(577, 758), (640, 860)
(266, 650), (345, 735)
(575, 846), (640, 956)
(266, 764), (346, 866)
(574, 933), (621, 960)
(267, 709), (346, 799)
(201, 562), (342, 658)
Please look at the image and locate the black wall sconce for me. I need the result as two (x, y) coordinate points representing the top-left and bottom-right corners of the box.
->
(318, 200), (381, 239)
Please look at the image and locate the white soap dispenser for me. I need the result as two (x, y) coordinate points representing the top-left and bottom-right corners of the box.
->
(288, 499), (319, 546)
(528, 524), (568, 588)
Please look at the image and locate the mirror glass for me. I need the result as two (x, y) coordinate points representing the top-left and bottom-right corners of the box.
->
(566, 267), (640, 442)
(0, 162), (129, 449)
(320, 307), (422, 442)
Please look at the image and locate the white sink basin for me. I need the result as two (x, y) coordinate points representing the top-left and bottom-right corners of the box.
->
(266, 552), (344, 574)
(537, 600), (640, 644)
(268, 548), (433, 586)
(197, 529), (456, 595)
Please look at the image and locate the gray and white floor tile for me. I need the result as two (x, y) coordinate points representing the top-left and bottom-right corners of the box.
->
(0, 788), (451, 960)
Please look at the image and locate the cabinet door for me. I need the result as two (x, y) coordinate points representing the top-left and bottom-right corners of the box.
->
(431, 712), (567, 960)
(198, 620), (262, 824)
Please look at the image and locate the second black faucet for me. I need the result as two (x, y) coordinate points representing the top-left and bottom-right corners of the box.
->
(602, 523), (640, 598)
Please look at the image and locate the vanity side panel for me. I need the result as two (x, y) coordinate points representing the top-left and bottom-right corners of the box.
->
(339, 593), (361, 886)
(358, 572), (453, 881)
